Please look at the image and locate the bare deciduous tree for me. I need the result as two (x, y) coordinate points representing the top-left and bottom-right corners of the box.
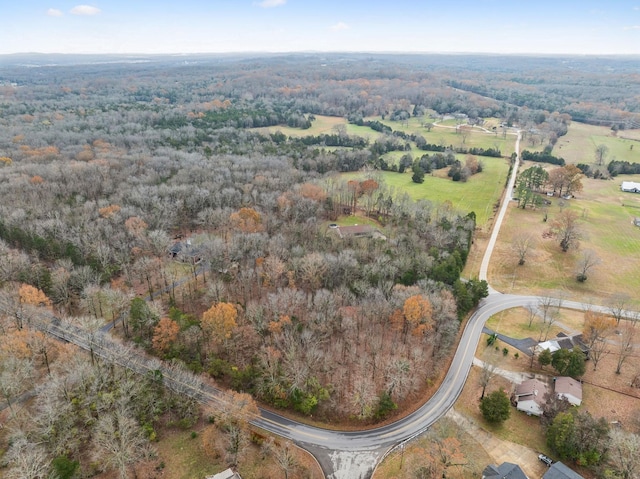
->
(3, 437), (50, 479)
(595, 144), (609, 166)
(478, 359), (497, 400)
(608, 428), (640, 479)
(615, 323), (636, 375)
(551, 210), (581, 252)
(512, 233), (536, 266)
(575, 249), (601, 282)
(607, 293), (631, 326)
(93, 406), (151, 479)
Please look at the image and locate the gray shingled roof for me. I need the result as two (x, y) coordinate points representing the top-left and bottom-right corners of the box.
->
(542, 461), (585, 479)
(482, 462), (528, 479)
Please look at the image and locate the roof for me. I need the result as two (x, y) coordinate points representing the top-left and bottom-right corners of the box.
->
(537, 333), (588, 355)
(207, 469), (242, 479)
(554, 377), (582, 404)
(515, 379), (548, 403)
(542, 462), (585, 479)
(621, 181), (640, 192)
(482, 462), (529, 479)
(332, 224), (387, 240)
(336, 224), (375, 237)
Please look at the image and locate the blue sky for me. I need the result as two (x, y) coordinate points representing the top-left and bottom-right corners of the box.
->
(2, 1), (640, 55)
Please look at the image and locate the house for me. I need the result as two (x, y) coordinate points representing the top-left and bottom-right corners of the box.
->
(331, 224), (387, 240)
(482, 462), (529, 479)
(168, 239), (203, 264)
(514, 379), (548, 416)
(621, 181), (640, 193)
(206, 468), (242, 479)
(536, 333), (588, 358)
(554, 376), (582, 406)
(542, 461), (585, 479)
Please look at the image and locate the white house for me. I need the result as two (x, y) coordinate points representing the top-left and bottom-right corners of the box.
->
(621, 181), (640, 193)
(514, 378), (548, 416)
(554, 376), (582, 406)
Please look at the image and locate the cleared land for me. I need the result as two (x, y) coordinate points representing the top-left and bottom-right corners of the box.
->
(342, 155), (509, 227)
(554, 122), (640, 165)
(256, 114), (347, 137)
(489, 173), (640, 304)
(372, 116), (518, 157)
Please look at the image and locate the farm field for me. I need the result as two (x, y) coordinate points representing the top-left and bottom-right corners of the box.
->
(255, 114), (348, 137)
(369, 115), (518, 157)
(554, 121), (640, 165)
(489, 173), (640, 305)
(342, 155), (510, 227)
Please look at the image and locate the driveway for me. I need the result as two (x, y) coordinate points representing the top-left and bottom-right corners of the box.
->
(446, 408), (549, 479)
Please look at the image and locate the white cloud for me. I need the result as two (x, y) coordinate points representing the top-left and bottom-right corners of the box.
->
(70, 5), (101, 16)
(624, 25), (640, 30)
(255, 0), (286, 7)
(330, 22), (349, 31)
(47, 8), (63, 17)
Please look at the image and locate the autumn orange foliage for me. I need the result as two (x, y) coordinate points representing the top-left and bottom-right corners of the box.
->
(202, 302), (238, 343)
(99, 204), (121, 218)
(230, 207), (264, 233)
(152, 317), (180, 354)
(18, 284), (51, 307)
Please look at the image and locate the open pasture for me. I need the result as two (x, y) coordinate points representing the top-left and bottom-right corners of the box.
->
(490, 174), (640, 304)
(256, 114), (348, 137)
(368, 116), (517, 156)
(554, 121), (640, 165)
(342, 155), (509, 227)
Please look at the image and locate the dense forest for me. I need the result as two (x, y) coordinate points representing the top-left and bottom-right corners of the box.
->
(0, 52), (638, 478)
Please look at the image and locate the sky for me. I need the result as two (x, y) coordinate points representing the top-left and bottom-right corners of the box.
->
(1, 0), (640, 55)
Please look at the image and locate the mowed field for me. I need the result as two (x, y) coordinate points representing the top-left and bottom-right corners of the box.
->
(255, 114), (348, 137)
(368, 115), (518, 157)
(489, 173), (640, 304)
(257, 114), (518, 157)
(554, 121), (640, 165)
(342, 155), (510, 227)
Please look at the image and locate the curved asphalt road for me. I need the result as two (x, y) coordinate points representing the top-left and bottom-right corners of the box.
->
(246, 130), (528, 477)
(35, 128), (634, 478)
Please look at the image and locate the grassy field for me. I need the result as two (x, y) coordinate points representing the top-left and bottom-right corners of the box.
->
(489, 174), (640, 305)
(255, 114), (347, 137)
(554, 122), (640, 165)
(342, 156), (510, 227)
(367, 115), (518, 157)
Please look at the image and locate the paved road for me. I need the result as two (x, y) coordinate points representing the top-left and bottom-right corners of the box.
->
(31, 126), (639, 478)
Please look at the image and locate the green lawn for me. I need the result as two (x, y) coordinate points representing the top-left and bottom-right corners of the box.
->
(365, 115), (517, 156)
(342, 156), (509, 226)
(490, 173), (640, 303)
(554, 122), (640, 165)
(255, 114), (347, 137)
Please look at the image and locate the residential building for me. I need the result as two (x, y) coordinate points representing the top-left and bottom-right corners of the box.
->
(542, 461), (585, 479)
(514, 378), (548, 416)
(482, 462), (529, 479)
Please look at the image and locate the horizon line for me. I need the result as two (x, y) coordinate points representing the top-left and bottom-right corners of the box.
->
(2, 50), (640, 58)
